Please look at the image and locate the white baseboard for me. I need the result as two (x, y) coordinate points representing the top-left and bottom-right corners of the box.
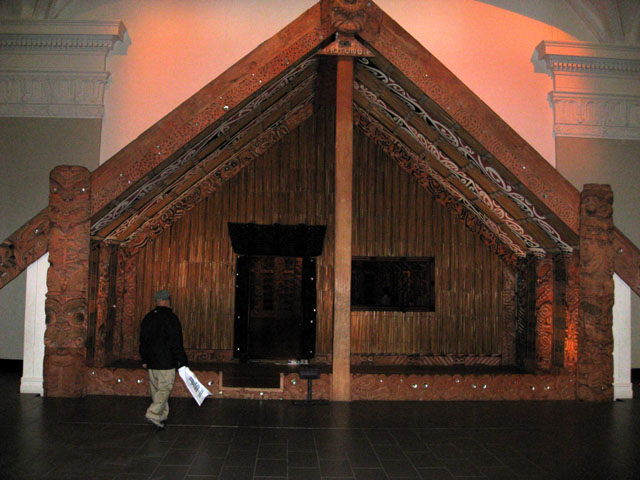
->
(20, 376), (43, 395)
(613, 382), (633, 400)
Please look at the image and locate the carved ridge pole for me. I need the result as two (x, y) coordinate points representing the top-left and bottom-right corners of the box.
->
(577, 184), (614, 401)
(44, 166), (91, 397)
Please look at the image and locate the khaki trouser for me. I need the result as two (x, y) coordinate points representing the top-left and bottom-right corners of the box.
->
(146, 368), (175, 422)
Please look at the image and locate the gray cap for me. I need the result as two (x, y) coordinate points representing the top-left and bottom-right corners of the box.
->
(154, 289), (171, 301)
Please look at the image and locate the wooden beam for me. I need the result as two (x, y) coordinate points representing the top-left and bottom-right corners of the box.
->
(613, 227), (640, 298)
(0, 208), (49, 289)
(332, 55), (354, 401)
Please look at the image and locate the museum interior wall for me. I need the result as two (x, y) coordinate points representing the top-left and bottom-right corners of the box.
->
(0, 118), (100, 359)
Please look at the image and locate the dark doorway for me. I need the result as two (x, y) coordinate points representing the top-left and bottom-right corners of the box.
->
(247, 255), (303, 359)
(229, 223), (325, 361)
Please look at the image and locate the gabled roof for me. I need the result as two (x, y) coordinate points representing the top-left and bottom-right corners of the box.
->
(1, 0), (639, 295)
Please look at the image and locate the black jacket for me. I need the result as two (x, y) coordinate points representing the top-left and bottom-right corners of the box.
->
(139, 306), (189, 369)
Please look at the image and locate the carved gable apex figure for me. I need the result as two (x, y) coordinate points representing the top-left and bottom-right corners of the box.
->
(323, 0), (373, 36)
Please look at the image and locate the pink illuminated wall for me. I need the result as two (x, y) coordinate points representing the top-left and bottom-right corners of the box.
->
(62, 0), (590, 166)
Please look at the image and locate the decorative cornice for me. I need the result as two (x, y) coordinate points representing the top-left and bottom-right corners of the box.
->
(550, 92), (640, 140)
(537, 41), (640, 78)
(0, 20), (126, 118)
(0, 20), (126, 56)
(536, 40), (640, 140)
(0, 71), (109, 118)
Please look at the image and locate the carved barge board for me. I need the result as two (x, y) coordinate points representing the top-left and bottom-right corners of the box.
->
(0, 0), (638, 405)
(613, 228), (640, 297)
(89, 2), (327, 219)
(359, 2), (580, 237)
(0, 208), (49, 290)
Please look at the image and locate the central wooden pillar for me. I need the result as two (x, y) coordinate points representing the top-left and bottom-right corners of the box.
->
(332, 55), (354, 401)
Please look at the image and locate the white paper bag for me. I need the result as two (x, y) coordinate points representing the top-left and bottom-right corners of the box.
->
(178, 366), (211, 406)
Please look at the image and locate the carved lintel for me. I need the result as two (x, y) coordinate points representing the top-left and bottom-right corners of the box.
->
(320, 35), (373, 57)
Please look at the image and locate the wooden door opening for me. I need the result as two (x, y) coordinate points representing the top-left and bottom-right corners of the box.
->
(228, 223), (326, 362)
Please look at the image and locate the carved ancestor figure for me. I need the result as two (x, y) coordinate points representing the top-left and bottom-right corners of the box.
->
(329, 0), (369, 35)
(577, 184), (614, 401)
(44, 166), (91, 397)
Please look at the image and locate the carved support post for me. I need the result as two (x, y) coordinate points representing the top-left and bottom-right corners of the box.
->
(535, 254), (554, 371)
(515, 255), (536, 371)
(501, 266), (516, 365)
(44, 166), (91, 397)
(577, 184), (614, 401)
(91, 243), (116, 366)
(120, 249), (138, 359)
(564, 253), (580, 372)
(551, 254), (568, 369)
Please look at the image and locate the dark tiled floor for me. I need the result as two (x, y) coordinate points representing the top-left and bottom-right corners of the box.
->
(1, 363), (640, 479)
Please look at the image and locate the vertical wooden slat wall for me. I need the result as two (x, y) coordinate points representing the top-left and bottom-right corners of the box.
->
(132, 108), (505, 358)
(350, 130), (505, 355)
(133, 107), (336, 353)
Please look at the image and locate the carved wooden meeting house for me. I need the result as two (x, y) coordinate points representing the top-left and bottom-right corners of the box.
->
(1, 0), (639, 402)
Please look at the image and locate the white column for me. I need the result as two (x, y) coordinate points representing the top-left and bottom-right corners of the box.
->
(20, 253), (48, 395)
(613, 273), (633, 399)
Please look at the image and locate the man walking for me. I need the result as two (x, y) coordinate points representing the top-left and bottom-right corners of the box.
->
(139, 289), (188, 429)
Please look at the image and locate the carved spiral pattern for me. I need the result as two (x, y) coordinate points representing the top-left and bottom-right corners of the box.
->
(535, 257), (554, 372)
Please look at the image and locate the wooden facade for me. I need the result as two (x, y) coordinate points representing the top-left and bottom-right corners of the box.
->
(126, 107), (507, 363)
(1, 0), (633, 401)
